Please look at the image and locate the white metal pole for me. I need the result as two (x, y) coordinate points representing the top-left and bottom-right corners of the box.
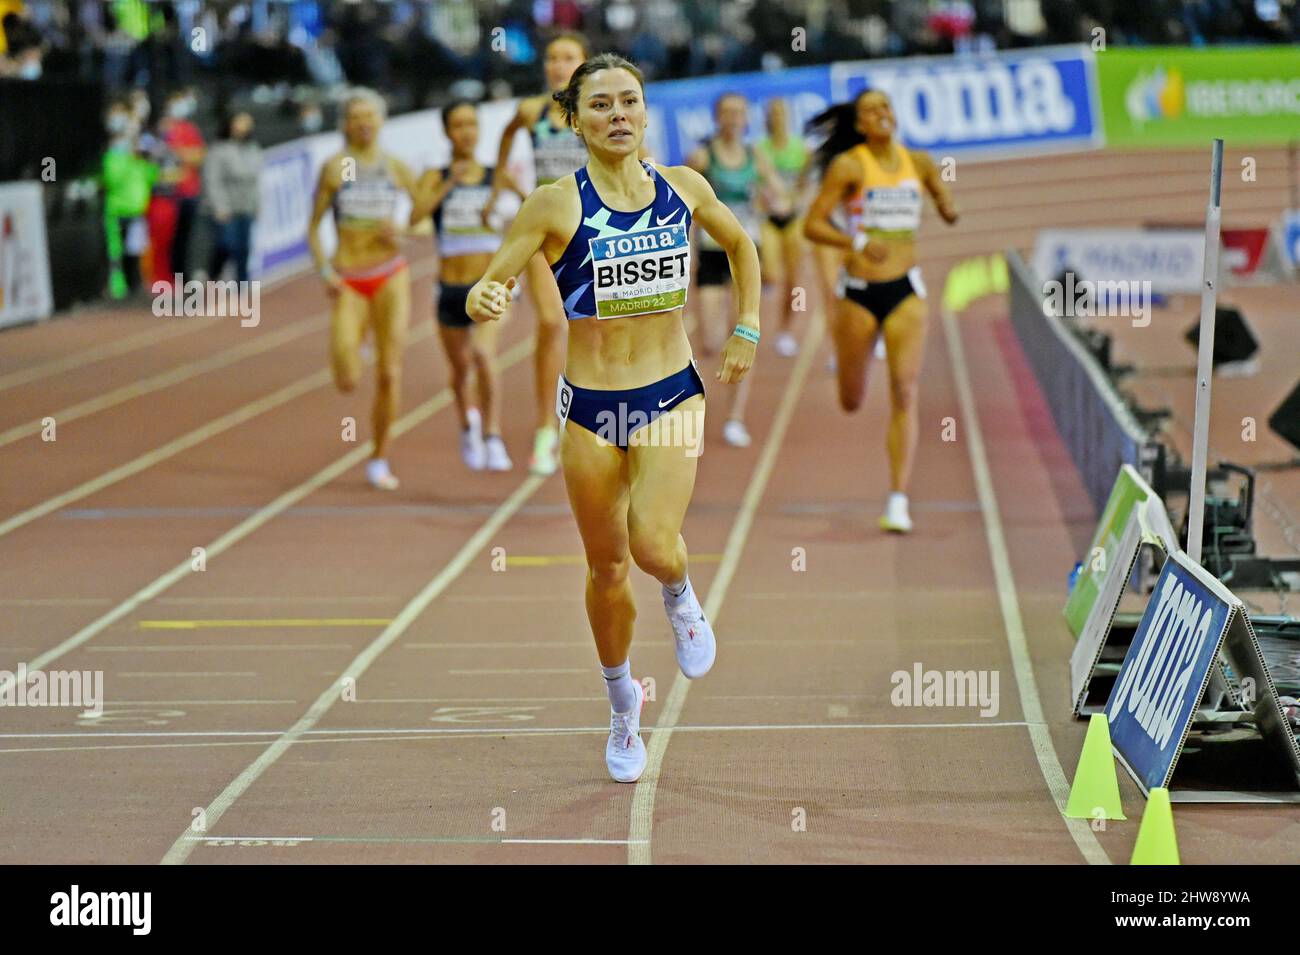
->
(1187, 139), (1224, 565)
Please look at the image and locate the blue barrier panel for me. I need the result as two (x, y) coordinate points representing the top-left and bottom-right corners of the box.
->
(1107, 552), (1232, 793)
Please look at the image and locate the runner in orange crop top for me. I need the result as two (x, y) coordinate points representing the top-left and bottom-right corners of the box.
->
(804, 89), (959, 534)
(308, 88), (420, 491)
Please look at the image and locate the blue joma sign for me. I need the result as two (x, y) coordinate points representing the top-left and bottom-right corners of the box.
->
(1107, 552), (1233, 793)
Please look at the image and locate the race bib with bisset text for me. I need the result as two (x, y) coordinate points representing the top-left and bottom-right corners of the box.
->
(589, 224), (690, 319)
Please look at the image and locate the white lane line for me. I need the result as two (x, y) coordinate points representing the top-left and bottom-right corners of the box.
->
(939, 306), (1110, 866)
(0, 322), (204, 394)
(155, 595), (398, 604)
(446, 668), (588, 675)
(0, 314), (323, 448)
(0, 721), (1032, 741)
(90, 699), (298, 705)
(503, 839), (646, 845)
(404, 642), (592, 649)
(92, 645), (351, 653)
(628, 316), (825, 866)
(0, 369), (328, 538)
(119, 672), (258, 677)
(159, 474), (546, 865)
(0, 265), (325, 395)
(402, 639), (859, 649)
(0, 735), (484, 756)
(0, 259), (440, 541)
(181, 836), (645, 846)
(0, 598), (114, 606)
(0, 333), (534, 695)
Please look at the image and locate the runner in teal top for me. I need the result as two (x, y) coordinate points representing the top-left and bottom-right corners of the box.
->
(687, 91), (785, 449)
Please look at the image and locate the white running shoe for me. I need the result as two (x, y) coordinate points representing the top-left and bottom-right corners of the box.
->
(663, 578), (716, 679)
(366, 458), (400, 491)
(879, 492), (913, 533)
(484, 434), (513, 471)
(722, 418), (751, 448)
(606, 678), (646, 783)
(530, 427), (559, 476)
(775, 332), (798, 358)
(461, 408), (486, 471)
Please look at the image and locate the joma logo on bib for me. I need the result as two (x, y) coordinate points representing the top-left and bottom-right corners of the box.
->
(590, 224), (690, 319)
(1107, 573), (1216, 751)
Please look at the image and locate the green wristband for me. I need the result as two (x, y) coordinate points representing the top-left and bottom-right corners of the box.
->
(733, 324), (760, 344)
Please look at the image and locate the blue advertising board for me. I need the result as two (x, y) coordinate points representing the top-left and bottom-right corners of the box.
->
(830, 45), (1101, 157)
(1106, 551), (1234, 793)
(254, 142), (318, 277)
(643, 45), (1101, 166)
(644, 64), (834, 168)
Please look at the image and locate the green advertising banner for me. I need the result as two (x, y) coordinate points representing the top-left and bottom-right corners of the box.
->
(1064, 465), (1149, 636)
(1097, 47), (1300, 146)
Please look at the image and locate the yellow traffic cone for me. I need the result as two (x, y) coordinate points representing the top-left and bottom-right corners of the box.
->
(1064, 713), (1126, 820)
(1131, 787), (1180, 865)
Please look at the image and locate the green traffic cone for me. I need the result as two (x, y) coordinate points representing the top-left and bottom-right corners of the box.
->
(1064, 713), (1126, 820)
(1131, 787), (1180, 865)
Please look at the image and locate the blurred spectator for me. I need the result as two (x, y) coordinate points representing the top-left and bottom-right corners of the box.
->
(297, 99), (324, 134)
(100, 97), (158, 299)
(204, 111), (261, 283)
(1, 8), (44, 78)
(147, 87), (206, 288)
(0, 0), (1293, 143)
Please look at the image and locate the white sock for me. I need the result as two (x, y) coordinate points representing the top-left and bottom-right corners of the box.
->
(367, 458), (391, 479)
(889, 492), (908, 508)
(601, 660), (637, 713)
(663, 575), (688, 603)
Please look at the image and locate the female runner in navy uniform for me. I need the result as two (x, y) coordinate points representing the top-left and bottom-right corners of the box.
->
(467, 54), (761, 783)
(411, 100), (524, 471)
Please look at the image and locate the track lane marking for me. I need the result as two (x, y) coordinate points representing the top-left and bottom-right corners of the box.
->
(0, 260), (440, 540)
(0, 314), (325, 447)
(939, 305), (1110, 866)
(0, 266), (329, 394)
(159, 473), (546, 864)
(0, 334), (534, 693)
(627, 315), (825, 865)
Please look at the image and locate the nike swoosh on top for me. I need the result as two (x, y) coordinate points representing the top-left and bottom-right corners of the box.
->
(658, 390), (685, 408)
(656, 211), (680, 226)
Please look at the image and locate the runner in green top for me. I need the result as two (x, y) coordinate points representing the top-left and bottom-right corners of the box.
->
(756, 98), (812, 360)
(100, 99), (158, 299)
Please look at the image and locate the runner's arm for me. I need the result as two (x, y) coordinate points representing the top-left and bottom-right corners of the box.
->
(308, 159), (341, 279)
(466, 183), (560, 323)
(803, 152), (858, 249)
(913, 150), (959, 224)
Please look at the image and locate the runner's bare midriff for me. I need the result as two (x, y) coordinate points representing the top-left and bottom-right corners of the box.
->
(335, 225), (402, 273)
(845, 231), (917, 284)
(441, 252), (495, 286)
(564, 307), (694, 390)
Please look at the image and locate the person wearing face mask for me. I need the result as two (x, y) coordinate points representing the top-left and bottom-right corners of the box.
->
(100, 100), (158, 299)
(299, 102), (324, 134)
(204, 112), (262, 283)
(146, 88), (207, 289)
